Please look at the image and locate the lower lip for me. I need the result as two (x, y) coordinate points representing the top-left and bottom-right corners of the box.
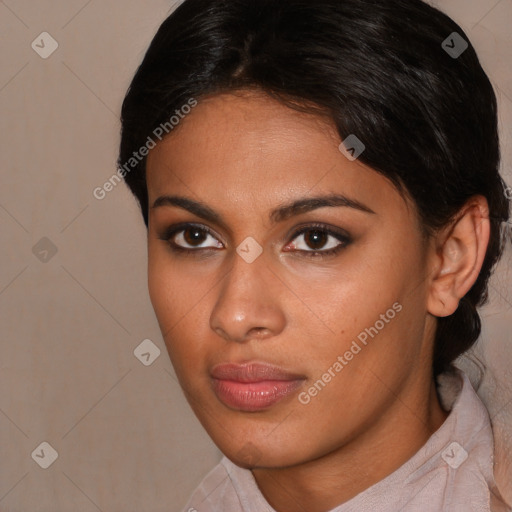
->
(211, 379), (305, 412)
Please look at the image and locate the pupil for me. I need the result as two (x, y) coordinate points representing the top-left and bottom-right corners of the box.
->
(306, 230), (327, 250)
(184, 228), (207, 246)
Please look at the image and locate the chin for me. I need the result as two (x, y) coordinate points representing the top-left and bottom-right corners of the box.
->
(214, 434), (308, 470)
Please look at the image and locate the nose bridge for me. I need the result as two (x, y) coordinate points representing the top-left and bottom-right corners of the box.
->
(209, 249), (285, 343)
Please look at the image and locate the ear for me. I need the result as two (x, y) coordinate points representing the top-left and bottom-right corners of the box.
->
(427, 196), (490, 317)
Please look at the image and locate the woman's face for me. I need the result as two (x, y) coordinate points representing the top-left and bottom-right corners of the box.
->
(146, 90), (437, 468)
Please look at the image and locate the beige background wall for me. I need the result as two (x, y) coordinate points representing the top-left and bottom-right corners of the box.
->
(1, 1), (511, 511)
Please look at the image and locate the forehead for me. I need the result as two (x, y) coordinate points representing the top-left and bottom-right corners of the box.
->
(145, 90), (412, 224)
(147, 90), (341, 182)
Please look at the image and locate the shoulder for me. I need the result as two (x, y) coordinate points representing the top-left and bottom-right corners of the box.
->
(434, 369), (511, 511)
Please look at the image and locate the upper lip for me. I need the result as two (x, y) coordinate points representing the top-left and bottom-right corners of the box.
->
(210, 362), (306, 383)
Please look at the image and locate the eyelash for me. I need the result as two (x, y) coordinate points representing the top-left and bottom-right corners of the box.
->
(157, 222), (351, 259)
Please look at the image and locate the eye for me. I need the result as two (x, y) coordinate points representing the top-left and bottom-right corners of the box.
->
(285, 224), (351, 258)
(158, 222), (351, 258)
(159, 223), (223, 253)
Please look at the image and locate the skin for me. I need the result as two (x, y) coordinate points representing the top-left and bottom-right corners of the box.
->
(145, 89), (490, 512)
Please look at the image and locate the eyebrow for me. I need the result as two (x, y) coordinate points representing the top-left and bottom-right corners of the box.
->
(151, 193), (376, 228)
(151, 194), (375, 228)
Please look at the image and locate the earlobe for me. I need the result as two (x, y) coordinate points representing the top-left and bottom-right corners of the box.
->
(427, 197), (490, 318)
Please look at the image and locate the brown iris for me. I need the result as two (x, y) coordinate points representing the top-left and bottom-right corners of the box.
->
(183, 227), (208, 246)
(304, 230), (328, 250)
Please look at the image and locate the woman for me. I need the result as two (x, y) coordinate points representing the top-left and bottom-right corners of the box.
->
(118, 0), (511, 510)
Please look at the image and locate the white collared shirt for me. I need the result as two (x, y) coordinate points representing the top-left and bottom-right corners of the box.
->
(182, 369), (511, 511)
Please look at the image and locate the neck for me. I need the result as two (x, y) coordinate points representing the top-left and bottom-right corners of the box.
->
(252, 376), (449, 512)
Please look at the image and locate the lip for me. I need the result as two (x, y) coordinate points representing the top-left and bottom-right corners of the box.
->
(210, 362), (306, 412)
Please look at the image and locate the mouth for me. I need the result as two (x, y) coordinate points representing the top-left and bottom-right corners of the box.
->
(210, 361), (306, 412)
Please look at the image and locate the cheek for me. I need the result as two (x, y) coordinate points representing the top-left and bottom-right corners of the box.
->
(311, 250), (404, 332)
(147, 248), (213, 373)
(147, 246), (201, 324)
(305, 237), (426, 366)
(147, 255), (174, 325)
(148, 251), (189, 359)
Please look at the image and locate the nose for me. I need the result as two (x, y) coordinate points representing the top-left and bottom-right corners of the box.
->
(209, 254), (286, 344)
